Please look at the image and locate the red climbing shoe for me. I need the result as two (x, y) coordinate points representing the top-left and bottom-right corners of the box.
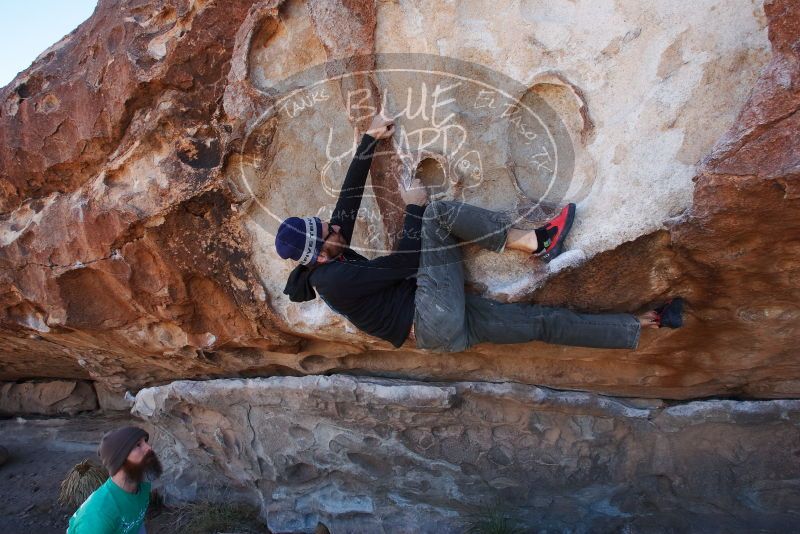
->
(536, 203), (576, 263)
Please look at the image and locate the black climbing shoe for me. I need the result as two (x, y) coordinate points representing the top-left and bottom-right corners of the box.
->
(655, 298), (684, 328)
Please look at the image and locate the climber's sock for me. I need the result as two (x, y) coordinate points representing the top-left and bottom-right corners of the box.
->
(534, 226), (558, 253)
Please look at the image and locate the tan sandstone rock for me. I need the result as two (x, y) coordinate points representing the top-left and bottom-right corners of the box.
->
(0, 380), (98, 415)
(0, 0), (797, 400)
(133, 375), (800, 532)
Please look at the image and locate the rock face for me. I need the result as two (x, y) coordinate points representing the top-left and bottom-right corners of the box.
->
(2, 1), (799, 530)
(0, 0), (797, 400)
(134, 376), (800, 533)
(0, 380), (98, 415)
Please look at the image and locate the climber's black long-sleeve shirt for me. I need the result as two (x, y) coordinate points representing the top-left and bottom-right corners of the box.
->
(283, 133), (424, 348)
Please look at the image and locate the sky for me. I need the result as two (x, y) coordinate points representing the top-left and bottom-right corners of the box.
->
(0, 0), (98, 87)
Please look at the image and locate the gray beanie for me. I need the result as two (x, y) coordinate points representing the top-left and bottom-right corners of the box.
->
(97, 426), (149, 476)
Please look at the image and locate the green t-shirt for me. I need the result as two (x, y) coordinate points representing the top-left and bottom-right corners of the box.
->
(67, 478), (151, 534)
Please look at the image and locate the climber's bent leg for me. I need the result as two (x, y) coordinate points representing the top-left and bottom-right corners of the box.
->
(413, 201), (639, 352)
(413, 202), (469, 352)
(422, 200), (512, 257)
(414, 199), (515, 351)
(463, 294), (641, 350)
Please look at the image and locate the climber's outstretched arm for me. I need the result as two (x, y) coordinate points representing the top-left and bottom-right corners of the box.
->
(329, 114), (394, 245)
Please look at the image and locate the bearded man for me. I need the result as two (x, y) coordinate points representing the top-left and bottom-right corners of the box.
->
(67, 426), (162, 534)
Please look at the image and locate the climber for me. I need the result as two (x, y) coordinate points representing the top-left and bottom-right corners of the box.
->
(275, 113), (683, 352)
(67, 426), (162, 534)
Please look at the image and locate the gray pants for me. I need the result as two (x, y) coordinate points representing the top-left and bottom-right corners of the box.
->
(413, 201), (641, 352)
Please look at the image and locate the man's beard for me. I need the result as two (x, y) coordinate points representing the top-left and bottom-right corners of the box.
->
(121, 450), (163, 483)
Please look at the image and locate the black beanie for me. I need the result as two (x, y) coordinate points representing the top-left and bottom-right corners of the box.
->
(97, 426), (149, 476)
